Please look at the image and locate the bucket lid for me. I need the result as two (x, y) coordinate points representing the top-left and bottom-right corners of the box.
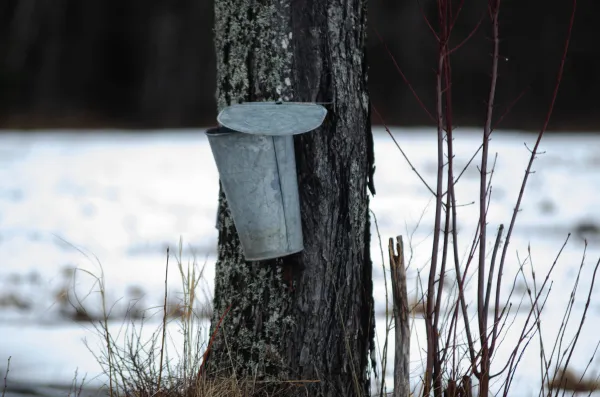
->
(217, 102), (327, 136)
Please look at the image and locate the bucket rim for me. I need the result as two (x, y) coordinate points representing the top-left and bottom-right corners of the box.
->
(205, 126), (239, 136)
(217, 101), (327, 136)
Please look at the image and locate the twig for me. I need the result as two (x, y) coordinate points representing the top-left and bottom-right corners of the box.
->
(434, 181), (452, 335)
(76, 373), (87, 397)
(422, 22), (445, 396)
(2, 356), (10, 397)
(484, 224), (504, 326)
(549, 241), (586, 382)
(521, 247), (550, 396)
(492, 86), (530, 131)
(197, 302), (233, 381)
(448, 10), (486, 56)
(371, 210), (390, 397)
(495, 0), (577, 343)
(372, 105), (436, 196)
(416, 0), (440, 42)
(372, 27), (436, 123)
(435, 21), (457, 384)
(157, 247), (169, 393)
(572, 339), (600, 396)
(478, 2), (501, 372)
(553, 257), (600, 397)
(448, 0), (466, 35)
(500, 235), (569, 396)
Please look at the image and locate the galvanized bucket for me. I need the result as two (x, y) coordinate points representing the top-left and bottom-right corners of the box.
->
(207, 102), (327, 261)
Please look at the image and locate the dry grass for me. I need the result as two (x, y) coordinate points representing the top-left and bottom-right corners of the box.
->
(2, 357), (9, 397)
(2, 356), (90, 397)
(61, 239), (310, 397)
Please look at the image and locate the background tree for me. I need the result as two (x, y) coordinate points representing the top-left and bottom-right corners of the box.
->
(206, 0), (377, 396)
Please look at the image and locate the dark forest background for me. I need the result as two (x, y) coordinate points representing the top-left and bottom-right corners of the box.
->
(0, 0), (597, 131)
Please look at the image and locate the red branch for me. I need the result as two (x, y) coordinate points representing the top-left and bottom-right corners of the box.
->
(492, 0), (577, 359)
(372, 27), (436, 122)
(197, 303), (233, 381)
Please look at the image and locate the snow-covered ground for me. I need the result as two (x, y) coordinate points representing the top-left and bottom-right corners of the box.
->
(1, 127), (600, 396)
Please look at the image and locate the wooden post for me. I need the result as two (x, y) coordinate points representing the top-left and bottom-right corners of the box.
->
(389, 236), (409, 397)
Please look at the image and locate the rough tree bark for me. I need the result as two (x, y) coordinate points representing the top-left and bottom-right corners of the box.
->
(208, 1), (375, 396)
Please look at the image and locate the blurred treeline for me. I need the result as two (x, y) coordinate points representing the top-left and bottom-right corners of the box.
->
(0, 0), (598, 130)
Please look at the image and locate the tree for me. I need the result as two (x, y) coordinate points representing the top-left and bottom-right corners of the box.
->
(207, 1), (376, 395)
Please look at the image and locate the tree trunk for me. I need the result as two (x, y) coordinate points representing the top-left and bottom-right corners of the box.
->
(208, 1), (375, 396)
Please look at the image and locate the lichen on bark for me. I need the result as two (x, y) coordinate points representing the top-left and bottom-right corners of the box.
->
(209, 0), (297, 380)
(214, 0), (293, 111)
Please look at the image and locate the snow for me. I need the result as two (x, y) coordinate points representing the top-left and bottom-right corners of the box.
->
(1, 127), (600, 395)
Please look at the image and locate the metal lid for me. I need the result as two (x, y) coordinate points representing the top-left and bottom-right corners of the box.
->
(217, 102), (328, 136)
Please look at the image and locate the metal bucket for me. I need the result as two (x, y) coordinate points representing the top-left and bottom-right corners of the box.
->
(206, 102), (327, 261)
(206, 127), (303, 261)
